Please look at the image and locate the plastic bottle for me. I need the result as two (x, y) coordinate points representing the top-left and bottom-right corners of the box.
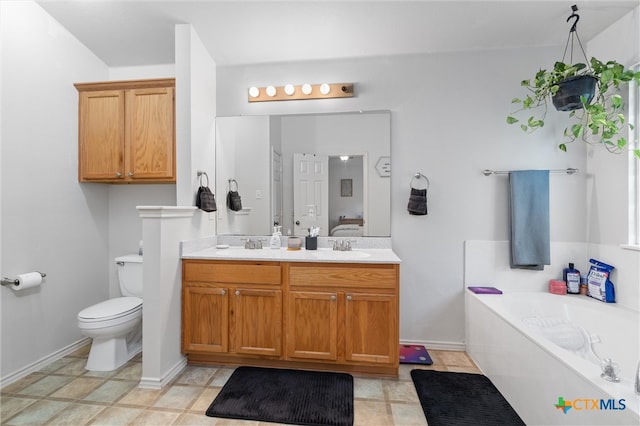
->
(563, 262), (580, 294)
(270, 226), (281, 249)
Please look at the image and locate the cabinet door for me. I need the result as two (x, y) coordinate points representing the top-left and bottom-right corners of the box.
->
(345, 293), (397, 365)
(127, 87), (175, 180)
(78, 90), (125, 181)
(233, 288), (282, 356)
(286, 291), (338, 361)
(182, 286), (228, 353)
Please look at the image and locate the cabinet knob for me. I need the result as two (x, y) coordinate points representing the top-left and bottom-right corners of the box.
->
(346, 295), (352, 301)
(128, 172), (134, 177)
(220, 289), (226, 295)
(115, 172), (122, 177)
(331, 295), (336, 301)
(235, 290), (240, 296)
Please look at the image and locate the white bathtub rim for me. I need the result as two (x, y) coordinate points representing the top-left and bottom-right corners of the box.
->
(467, 290), (639, 419)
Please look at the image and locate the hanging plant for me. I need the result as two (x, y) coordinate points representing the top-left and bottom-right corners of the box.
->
(506, 5), (640, 159)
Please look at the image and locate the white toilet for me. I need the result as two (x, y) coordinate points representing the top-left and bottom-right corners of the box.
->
(77, 254), (143, 371)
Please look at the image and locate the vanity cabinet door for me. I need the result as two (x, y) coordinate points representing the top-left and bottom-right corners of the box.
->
(232, 288), (282, 357)
(182, 285), (229, 353)
(344, 293), (398, 365)
(286, 291), (338, 361)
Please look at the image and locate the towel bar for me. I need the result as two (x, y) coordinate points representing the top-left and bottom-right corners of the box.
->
(483, 168), (578, 176)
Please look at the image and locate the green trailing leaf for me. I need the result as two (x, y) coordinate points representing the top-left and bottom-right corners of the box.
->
(559, 144), (567, 152)
(521, 124), (528, 132)
(634, 149), (640, 160)
(506, 116), (519, 124)
(511, 98), (522, 104)
(611, 94), (622, 109)
(571, 124), (583, 139)
(616, 138), (627, 149)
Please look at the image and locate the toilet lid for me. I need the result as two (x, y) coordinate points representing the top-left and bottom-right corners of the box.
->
(78, 297), (142, 321)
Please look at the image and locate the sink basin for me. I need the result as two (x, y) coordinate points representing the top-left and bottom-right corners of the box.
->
(214, 248), (267, 256)
(312, 250), (371, 259)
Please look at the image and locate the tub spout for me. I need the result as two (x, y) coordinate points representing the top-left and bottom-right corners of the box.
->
(635, 361), (640, 395)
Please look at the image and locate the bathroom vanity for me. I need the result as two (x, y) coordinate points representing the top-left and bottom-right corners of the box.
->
(181, 247), (400, 376)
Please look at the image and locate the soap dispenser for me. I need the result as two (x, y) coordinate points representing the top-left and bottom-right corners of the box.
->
(270, 226), (281, 249)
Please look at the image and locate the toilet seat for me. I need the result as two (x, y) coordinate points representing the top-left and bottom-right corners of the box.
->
(78, 297), (142, 329)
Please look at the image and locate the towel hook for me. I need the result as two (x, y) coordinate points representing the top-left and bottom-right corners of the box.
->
(410, 172), (430, 190)
(228, 178), (238, 191)
(198, 171), (209, 187)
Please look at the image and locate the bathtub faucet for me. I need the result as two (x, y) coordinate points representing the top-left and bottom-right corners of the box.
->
(600, 358), (620, 383)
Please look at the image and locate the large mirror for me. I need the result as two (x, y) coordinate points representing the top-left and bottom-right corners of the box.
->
(215, 111), (390, 237)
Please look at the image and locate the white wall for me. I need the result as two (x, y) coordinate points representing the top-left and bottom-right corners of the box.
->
(1, 1), (110, 380)
(215, 116), (271, 235)
(175, 23), (217, 236)
(585, 8), (640, 313)
(217, 47), (588, 346)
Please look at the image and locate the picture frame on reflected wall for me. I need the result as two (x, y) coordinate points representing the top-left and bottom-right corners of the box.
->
(340, 179), (352, 197)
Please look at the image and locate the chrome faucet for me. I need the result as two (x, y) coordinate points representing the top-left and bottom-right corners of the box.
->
(600, 358), (620, 383)
(331, 239), (353, 251)
(244, 238), (263, 249)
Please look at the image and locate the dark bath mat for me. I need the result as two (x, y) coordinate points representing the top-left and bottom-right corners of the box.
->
(410, 369), (525, 426)
(206, 366), (354, 426)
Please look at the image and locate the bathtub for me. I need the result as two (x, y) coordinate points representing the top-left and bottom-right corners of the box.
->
(466, 290), (639, 425)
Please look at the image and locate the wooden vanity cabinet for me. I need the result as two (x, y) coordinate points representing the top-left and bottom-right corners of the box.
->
(75, 78), (175, 183)
(286, 264), (399, 367)
(182, 260), (282, 357)
(182, 259), (399, 376)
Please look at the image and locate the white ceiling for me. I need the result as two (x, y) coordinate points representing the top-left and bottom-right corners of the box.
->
(36, 1), (639, 67)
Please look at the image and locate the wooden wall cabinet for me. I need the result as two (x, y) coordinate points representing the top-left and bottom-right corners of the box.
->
(182, 259), (399, 376)
(74, 78), (175, 183)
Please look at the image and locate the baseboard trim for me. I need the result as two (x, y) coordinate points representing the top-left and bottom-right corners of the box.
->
(400, 339), (466, 352)
(138, 356), (187, 390)
(0, 337), (91, 389)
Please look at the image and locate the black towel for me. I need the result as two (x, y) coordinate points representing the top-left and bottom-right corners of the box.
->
(408, 188), (428, 215)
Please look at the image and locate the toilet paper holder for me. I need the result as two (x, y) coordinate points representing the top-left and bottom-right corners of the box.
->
(1, 272), (46, 286)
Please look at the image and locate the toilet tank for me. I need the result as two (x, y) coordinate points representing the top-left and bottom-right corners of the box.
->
(115, 254), (143, 297)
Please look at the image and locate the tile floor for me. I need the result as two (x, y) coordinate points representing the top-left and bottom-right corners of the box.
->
(1, 346), (480, 425)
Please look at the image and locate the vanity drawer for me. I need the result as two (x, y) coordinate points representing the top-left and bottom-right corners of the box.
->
(184, 260), (281, 285)
(288, 264), (398, 289)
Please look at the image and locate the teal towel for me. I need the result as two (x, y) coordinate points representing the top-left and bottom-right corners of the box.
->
(509, 170), (550, 270)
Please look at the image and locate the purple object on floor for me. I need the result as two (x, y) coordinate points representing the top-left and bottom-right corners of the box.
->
(399, 344), (433, 365)
(468, 286), (503, 294)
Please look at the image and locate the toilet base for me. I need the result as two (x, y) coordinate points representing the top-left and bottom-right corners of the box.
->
(85, 332), (142, 371)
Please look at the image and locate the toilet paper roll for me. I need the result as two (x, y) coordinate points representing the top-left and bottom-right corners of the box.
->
(12, 272), (42, 291)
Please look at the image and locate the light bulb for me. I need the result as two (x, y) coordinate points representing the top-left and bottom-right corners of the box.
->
(266, 86), (276, 97)
(340, 155), (349, 161)
(248, 87), (260, 98)
(320, 83), (330, 95)
(301, 83), (312, 95)
(284, 84), (295, 95)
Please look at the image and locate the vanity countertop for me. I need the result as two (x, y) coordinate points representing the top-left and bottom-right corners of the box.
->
(182, 246), (401, 264)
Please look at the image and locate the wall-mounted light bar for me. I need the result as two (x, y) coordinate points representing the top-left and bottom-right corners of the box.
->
(248, 83), (354, 102)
